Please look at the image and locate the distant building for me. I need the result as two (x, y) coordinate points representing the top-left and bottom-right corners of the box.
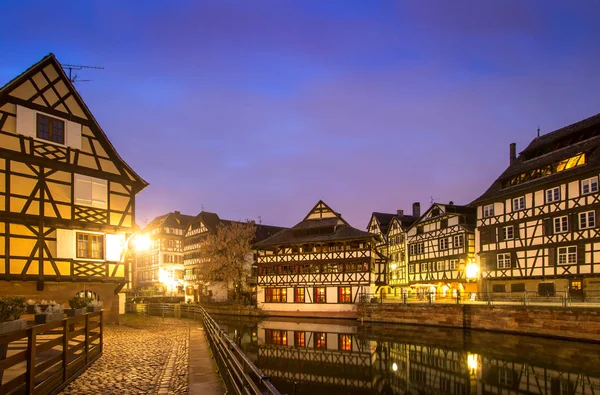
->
(473, 114), (600, 298)
(406, 202), (477, 298)
(0, 54), (147, 321)
(254, 200), (385, 318)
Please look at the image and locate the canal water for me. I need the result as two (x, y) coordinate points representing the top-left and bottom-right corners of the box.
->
(211, 315), (600, 395)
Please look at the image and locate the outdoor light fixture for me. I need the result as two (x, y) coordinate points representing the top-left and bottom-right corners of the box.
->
(465, 259), (479, 281)
(467, 353), (479, 374)
(391, 263), (397, 270)
(132, 234), (152, 252)
(392, 362), (398, 372)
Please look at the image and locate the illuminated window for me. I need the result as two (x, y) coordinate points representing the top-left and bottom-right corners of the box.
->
(315, 287), (326, 303)
(582, 177), (599, 195)
(314, 332), (327, 349)
(338, 334), (352, 351)
(265, 329), (287, 345)
(512, 197), (525, 211)
(265, 288), (287, 303)
(449, 259), (458, 270)
(483, 204), (494, 218)
(502, 153), (586, 188)
(546, 187), (560, 203)
(76, 232), (104, 260)
(436, 261), (444, 271)
(579, 211), (596, 229)
(37, 113), (65, 144)
(554, 216), (568, 233)
(338, 287), (352, 303)
(497, 253), (511, 269)
(294, 287), (305, 303)
(420, 263), (428, 272)
(558, 246), (577, 265)
(294, 331), (305, 347)
(503, 226), (514, 240)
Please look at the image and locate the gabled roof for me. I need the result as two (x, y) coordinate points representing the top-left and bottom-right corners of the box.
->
(368, 212), (396, 235)
(184, 210), (286, 241)
(408, 202), (476, 231)
(146, 211), (196, 230)
(387, 214), (417, 235)
(254, 200), (378, 248)
(472, 112), (600, 204)
(0, 53), (148, 192)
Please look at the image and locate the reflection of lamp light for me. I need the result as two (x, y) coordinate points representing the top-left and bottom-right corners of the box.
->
(391, 263), (397, 270)
(392, 362), (398, 372)
(467, 353), (478, 373)
(465, 260), (480, 281)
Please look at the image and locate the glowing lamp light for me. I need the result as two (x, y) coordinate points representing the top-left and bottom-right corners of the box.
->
(467, 353), (478, 373)
(392, 362), (398, 372)
(465, 261), (480, 280)
(132, 234), (152, 252)
(391, 263), (397, 271)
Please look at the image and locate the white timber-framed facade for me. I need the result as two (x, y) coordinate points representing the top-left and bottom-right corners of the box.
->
(473, 114), (600, 299)
(254, 200), (384, 318)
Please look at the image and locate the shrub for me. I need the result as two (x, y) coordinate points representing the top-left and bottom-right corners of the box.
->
(69, 296), (91, 309)
(0, 296), (26, 323)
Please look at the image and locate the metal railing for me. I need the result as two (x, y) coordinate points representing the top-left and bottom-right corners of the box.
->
(362, 290), (600, 308)
(0, 311), (102, 395)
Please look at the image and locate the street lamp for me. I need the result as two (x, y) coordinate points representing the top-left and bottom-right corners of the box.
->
(465, 259), (480, 281)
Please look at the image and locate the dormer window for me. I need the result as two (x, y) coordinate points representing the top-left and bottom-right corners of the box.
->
(37, 113), (64, 144)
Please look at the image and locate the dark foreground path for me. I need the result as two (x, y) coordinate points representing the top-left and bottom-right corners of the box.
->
(59, 315), (224, 395)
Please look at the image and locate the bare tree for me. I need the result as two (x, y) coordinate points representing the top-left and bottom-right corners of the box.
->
(199, 221), (256, 302)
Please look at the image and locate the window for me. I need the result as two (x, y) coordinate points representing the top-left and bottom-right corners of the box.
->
(338, 287), (352, 303)
(453, 235), (463, 248)
(420, 263), (428, 272)
(265, 329), (287, 345)
(168, 240), (174, 248)
(339, 334), (352, 351)
(408, 265), (415, 273)
(417, 243), (424, 254)
(280, 265), (296, 274)
(265, 288), (287, 303)
(315, 287), (326, 303)
(483, 204), (494, 218)
(449, 259), (458, 270)
(492, 284), (506, 293)
(440, 219), (448, 229)
(294, 288), (305, 303)
(294, 331), (305, 347)
(582, 177), (599, 195)
(37, 113), (65, 144)
(579, 211), (596, 229)
(557, 246), (577, 265)
(554, 216), (568, 233)
(512, 197), (525, 211)
(76, 232), (104, 260)
(503, 226), (514, 240)
(538, 283), (555, 297)
(546, 187), (560, 203)
(314, 332), (327, 349)
(497, 253), (511, 269)
(511, 283), (525, 293)
(74, 174), (108, 209)
(345, 262), (368, 272)
(439, 238), (449, 250)
(416, 226), (424, 235)
(436, 261), (444, 271)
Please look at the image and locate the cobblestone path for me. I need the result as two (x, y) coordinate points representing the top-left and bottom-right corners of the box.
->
(60, 315), (191, 395)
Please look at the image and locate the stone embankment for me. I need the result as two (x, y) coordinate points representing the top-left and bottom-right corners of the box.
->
(357, 304), (600, 342)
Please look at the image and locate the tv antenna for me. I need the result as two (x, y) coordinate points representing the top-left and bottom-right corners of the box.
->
(60, 64), (104, 83)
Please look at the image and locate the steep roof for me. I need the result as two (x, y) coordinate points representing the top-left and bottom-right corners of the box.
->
(0, 54), (148, 192)
(369, 212), (396, 234)
(408, 202), (476, 231)
(254, 200), (378, 248)
(145, 211), (196, 230)
(473, 113), (600, 204)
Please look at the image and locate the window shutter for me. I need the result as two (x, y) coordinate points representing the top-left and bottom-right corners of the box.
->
(498, 226), (504, 242)
(548, 247), (556, 266)
(511, 251), (518, 268)
(66, 120), (82, 150)
(544, 218), (553, 236)
(570, 213), (579, 232)
(91, 178), (107, 209)
(577, 244), (585, 265)
(74, 174), (92, 206)
(514, 224), (520, 239)
(479, 228), (487, 244)
(56, 229), (75, 259)
(16, 105), (36, 138)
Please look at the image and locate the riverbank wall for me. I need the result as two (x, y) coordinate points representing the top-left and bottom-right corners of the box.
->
(357, 303), (600, 342)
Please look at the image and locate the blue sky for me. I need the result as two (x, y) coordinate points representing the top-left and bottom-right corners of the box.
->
(2, 1), (600, 228)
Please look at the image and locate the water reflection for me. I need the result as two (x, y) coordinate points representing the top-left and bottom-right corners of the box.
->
(213, 315), (600, 394)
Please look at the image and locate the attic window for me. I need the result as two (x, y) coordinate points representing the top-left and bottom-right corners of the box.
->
(502, 153), (586, 189)
(37, 113), (64, 144)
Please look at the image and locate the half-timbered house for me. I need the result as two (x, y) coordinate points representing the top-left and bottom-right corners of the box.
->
(473, 114), (600, 298)
(134, 211), (194, 294)
(0, 54), (147, 321)
(406, 202), (477, 298)
(254, 200), (384, 318)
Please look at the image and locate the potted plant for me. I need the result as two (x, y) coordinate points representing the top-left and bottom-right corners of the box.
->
(26, 299), (36, 314)
(87, 300), (103, 312)
(34, 303), (64, 324)
(0, 296), (27, 335)
(67, 296), (89, 316)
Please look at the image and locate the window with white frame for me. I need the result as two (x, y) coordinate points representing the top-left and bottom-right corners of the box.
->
(582, 176), (599, 195)
(408, 265), (414, 273)
(497, 253), (511, 269)
(439, 238), (449, 250)
(420, 263), (428, 272)
(557, 246), (577, 265)
(483, 204), (494, 218)
(579, 211), (596, 229)
(74, 174), (107, 209)
(503, 226), (514, 240)
(449, 259), (458, 270)
(436, 261), (444, 271)
(415, 243), (424, 254)
(546, 187), (560, 203)
(512, 197), (525, 211)
(453, 235), (463, 248)
(554, 216), (568, 233)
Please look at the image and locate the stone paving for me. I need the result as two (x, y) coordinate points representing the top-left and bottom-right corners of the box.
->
(60, 315), (196, 395)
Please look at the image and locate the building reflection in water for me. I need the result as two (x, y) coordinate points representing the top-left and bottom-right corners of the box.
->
(212, 315), (600, 395)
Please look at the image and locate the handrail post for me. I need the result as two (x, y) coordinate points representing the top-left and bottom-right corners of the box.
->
(85, 314), (90, 365)
(25, 327), (36, 394)
(63, 319), (69, 383)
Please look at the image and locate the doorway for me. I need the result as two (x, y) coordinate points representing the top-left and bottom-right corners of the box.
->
(569, 279), (584, 301)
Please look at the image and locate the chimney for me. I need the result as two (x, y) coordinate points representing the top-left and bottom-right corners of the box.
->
(449, 201), (454, 206)
(412, 202), (421, 218)
(174, 211), (180, 216)
(510, 143), (516, 165)
(397, 209), (404, 217)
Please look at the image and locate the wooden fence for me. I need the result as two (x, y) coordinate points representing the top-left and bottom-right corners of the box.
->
(0, 312), (103, 395)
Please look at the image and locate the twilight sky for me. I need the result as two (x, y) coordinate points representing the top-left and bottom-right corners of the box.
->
(2, 1), (600, 229)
